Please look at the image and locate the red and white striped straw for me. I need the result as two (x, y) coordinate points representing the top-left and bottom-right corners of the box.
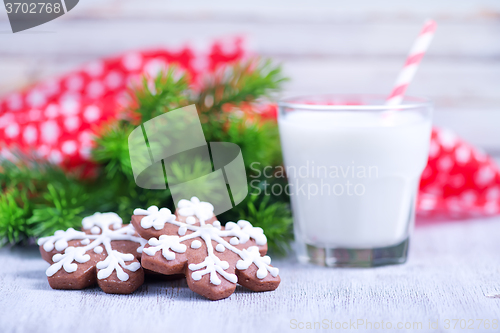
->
(386, 20), (437, 106)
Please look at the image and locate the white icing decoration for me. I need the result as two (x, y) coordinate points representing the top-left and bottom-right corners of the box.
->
(186, 216), (196, 225)
(37, 212), (147, 282)
(236, 246), (279, 279)
(177, 197), (214, 222)
(144, 235), (187, 260)
(137, 199), (277, 285)
(191, 240), (202, 249)
(134, 206), (175, 230)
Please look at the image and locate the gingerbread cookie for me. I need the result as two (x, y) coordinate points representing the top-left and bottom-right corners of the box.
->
(38, 212), (147, 294)
(131, 197), (280, 300)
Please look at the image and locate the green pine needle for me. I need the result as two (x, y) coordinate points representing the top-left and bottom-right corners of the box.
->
(27, 183), (89, 238)
(0, 189), (31, 246)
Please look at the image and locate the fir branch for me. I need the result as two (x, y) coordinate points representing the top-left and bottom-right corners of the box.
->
(195, 59), (287, 114)
(0, 188), (31, 246)
(27, 183), (89, 238)
(129, 67), (190, 123)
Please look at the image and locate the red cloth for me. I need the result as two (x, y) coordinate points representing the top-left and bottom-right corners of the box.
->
(0, 38), (499, 218)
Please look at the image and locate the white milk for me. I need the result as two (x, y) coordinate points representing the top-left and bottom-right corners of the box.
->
(278, 111), (431, 248)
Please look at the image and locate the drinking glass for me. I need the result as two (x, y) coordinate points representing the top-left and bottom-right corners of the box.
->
(278, 94), (432, 267)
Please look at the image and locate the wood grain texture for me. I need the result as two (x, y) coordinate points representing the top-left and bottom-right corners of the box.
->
(1, 217), (500, 333)
(0, 0), (499, 151)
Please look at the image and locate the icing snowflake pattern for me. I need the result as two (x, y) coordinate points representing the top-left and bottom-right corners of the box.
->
(38, 212), (147, 282)
(177, 196), (215, 221)
(136, 203), (279, 286)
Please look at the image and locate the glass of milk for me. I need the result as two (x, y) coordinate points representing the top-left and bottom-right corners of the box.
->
(278, 95), (432, 267)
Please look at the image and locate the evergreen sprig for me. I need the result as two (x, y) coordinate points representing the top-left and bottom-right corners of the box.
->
(0, 58), (293, 253)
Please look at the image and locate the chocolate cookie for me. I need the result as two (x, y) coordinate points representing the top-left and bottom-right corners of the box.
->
(38, 212), (147, 294)
(131, 197), (280, 300)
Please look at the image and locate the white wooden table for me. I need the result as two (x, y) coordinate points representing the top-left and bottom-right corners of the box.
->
(1, 217), (500, 333)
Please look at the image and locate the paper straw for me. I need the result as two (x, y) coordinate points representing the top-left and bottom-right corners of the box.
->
(386, 20), (437, 106)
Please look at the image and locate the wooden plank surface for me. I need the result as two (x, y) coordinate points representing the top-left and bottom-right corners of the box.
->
(1, 216), (500, 333)
(0, 0), (499, 152)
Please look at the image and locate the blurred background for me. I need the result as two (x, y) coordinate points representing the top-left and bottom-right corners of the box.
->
(0, 0), (499, 156)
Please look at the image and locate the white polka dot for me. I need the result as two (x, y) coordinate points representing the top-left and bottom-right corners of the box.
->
(78, 131), (93, 144)
(455, 145), (471, 164)
(5, 123), (19, 138)
(62, 141), (77, 155)
(60, 99), (80, 116)
(41, 121), (60, 144)
(475, 166), (496, 186)
(44, 104), (59, 118)
(215, 244), (225, 252)
(59, 92), (81, 103)
(484, 201), (499, 215)
(428, 140), (440, 158)
(473, 149), (487, 162)
(486, 187), (500, 201)
(87, 81), (105, 98)
(0, 114), (14, 128)
(27, 90), (46, 108)
(122, 53), (143, 71)
(84, 105), (101, 122)
(230, 237), (239, 245)
(419, 196), (436, 211)
(145, 59), (167, 77)
(64, 116), (80, 131)
(79, 146), (91, 159)
(105, 71), (123, 89)
(461, 190), (478, 205)
(23, 125), (38, 144)
(437, 156), (454, 171)
(437, 129), (458, 150)
(85, 61), (104, 77)
(48, 150), (63, 164)
(66, 75), (84, 91)
(90, 226), (101, 234)
(93, 246), (104, 254)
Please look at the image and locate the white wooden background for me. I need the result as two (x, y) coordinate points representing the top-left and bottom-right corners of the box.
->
(0, 0), (499, 153)
(2, 217), (500, 333)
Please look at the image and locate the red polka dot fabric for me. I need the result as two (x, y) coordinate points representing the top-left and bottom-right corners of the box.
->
(0, 37), (499, 218)
(0, 38), (245, 172)
(418, 127), (500, 218)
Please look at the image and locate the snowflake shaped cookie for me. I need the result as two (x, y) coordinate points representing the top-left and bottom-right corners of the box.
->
(131, 197), (280, 300)
(38, 212), (147, 294)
